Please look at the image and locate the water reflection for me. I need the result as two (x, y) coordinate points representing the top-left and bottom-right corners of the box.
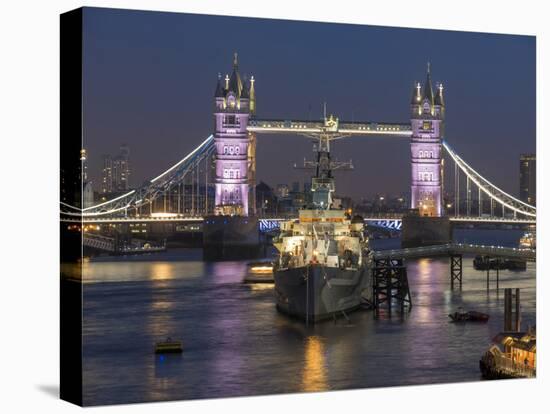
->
(301, 336), (328, 392)
(151, 262), (174, 281)
(82, 259), (205, 283)
(417, 258), (432, 283)
(209, 261), (248, 284)
(146, 263), (180, 400)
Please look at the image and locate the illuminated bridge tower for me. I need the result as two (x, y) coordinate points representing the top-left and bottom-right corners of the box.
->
(403, 64), (450, 247)
(410, 64), (445, 217)
(213, 53), (255, 216)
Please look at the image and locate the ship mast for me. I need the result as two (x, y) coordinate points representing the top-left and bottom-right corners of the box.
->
(297, 114), (353, 210)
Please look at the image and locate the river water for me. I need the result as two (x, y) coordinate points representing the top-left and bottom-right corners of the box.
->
(81, 229), (536, 406)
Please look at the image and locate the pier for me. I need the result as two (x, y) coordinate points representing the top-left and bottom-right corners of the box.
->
(371, 258), (412, 316)
(83, 233), (166, 255)
(372, 243), (535, 289)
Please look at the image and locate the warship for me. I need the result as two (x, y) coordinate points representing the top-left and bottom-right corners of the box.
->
(273, 116), (371, 323)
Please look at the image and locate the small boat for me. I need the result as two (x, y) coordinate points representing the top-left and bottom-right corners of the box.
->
(519, 232), (536, 249)
(473, 256), (526, 272)
(473, 256), (506, 271)
(247, 261), (274, 273)
(154, 337), (183, 354)
(244, 261), (275, 283)
(449, 308), (489, 323)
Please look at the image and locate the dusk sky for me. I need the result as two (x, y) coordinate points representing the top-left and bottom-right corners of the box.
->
(82, 7), (536, 200)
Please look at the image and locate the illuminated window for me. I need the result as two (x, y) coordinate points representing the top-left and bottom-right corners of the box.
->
(223, 146), (228, 154)
(418, 172), (433, 181)
(235, 147), (240, 155)
(229, 146), (234, 155)
(423, 121), (431, 130)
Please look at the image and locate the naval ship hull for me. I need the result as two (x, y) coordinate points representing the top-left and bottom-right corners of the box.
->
(274, 265), (368, 322)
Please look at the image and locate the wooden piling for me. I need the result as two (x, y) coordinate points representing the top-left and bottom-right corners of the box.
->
(504, 288), (521, 332)
(496, 263), (500, 290)
(515, 288), (521, 332)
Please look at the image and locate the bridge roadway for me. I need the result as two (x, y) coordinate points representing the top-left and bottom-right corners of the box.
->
(372, 243), (536, 262)
(61, 215), (536, 226)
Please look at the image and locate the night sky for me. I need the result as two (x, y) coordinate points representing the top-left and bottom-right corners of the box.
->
(82, 7), (536, 200)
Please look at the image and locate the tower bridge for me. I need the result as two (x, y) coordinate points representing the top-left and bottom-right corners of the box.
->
(61, 53), (536, 248)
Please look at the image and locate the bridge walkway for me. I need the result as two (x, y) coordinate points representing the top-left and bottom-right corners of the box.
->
(372, 243), (535, 262)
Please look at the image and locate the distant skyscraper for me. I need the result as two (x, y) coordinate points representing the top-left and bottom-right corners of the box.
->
(80, 148), (88, 182)
(113, 144), (131, 191)
(101, 154), (113, 194)
(83, 182), (94, 208)
(520, 154), (536, 206)
(101, 145), (131, 193)
(81, 148), (94, 207)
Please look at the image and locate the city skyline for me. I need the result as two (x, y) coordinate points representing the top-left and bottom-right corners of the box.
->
(82, 8), (535, 200)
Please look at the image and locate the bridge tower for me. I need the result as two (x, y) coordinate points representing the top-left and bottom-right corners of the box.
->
(410, 63), (445, 217)
(213, 53), (254, 216)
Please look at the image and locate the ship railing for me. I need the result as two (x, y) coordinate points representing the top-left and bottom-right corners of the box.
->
(493, 353), (536, 378)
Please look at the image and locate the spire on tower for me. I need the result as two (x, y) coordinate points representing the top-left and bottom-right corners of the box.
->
(249, 75), (256, 115)
(435, 82), (445, 106)
(411, 81), (421, 104)
(422, 62), (434, 105)
(228, 52), (243, 95)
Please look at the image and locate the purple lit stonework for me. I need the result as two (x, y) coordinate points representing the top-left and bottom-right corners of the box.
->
(410, 65), (445, 217)
(213, 53), (256, 216)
